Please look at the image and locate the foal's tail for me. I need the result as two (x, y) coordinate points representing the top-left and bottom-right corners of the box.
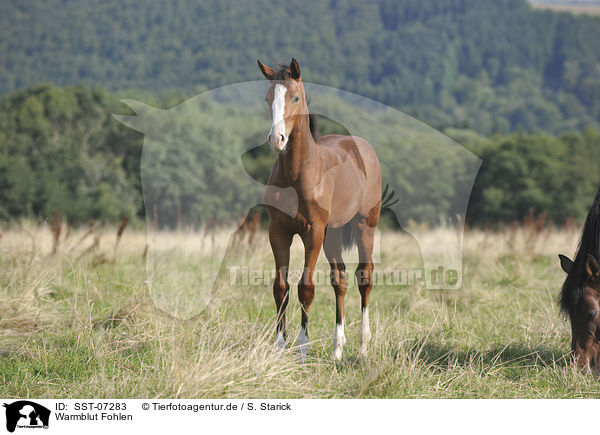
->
(340, 184), (397, 251)
(341, 221), (355, 251)
(381, 183), (398, 209)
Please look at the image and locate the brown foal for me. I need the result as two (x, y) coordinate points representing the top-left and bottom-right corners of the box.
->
(258, 58), (382, 361)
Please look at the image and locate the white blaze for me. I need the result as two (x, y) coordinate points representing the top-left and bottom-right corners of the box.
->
(269, 84), (288, 151)
(272, 84), (287, 129)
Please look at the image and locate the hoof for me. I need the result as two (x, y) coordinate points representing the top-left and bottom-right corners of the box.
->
(297, 327), (309, 363)
(332, 346), (344, 361)
(357, 346), (369, 359)
(274, 331), (286, 353)
(298, 347), (309, 363)
(358, 330), (371, 359)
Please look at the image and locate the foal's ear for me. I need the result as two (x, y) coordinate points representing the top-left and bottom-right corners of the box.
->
(559, 254), (574, 274)
(290, 58), (301, 80)
(257, 60), (275, 80)
(585, 254), (600, 278)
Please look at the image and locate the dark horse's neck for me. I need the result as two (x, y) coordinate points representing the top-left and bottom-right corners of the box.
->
(277, 109), (317, 185)
(560, 186), (600, 317)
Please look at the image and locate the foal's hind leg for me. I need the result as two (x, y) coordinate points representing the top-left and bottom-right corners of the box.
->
(352, 214), (378, 358)
(269, 225), (293, 351)
(324, 228), (347, 361)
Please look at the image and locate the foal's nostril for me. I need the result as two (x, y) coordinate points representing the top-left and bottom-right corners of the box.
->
(279, 133), (285, 142)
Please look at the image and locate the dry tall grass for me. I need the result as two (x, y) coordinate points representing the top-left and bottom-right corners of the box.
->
(0, 220), (597, 398)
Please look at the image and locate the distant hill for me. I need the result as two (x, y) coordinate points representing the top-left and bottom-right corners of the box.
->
(530, 0), (600, 4)
(1, 0), (600, 134)
(529, 0), (600, 14)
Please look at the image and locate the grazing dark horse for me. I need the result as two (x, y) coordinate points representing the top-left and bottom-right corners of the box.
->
(258, 58), (382, 361)
(559, 186), (600, 374)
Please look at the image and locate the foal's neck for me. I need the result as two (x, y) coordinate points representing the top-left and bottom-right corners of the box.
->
(278, 111), (317, 185)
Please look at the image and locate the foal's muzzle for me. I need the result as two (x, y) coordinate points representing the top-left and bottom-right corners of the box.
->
(268, 124), (288, 152)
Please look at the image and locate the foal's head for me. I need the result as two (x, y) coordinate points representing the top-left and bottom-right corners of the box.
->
(559, 253), (600, 374)
(257, 58), (307, 152)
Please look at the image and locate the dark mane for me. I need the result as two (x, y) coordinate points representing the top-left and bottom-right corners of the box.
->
(560, 186), (600, 317)
(272, 64), (293, 81)
(308, 114), (319, 142)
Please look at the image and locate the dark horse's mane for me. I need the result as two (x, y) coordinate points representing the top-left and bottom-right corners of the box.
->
(560, 186), (600, 317)
(271, 64), (319, 142)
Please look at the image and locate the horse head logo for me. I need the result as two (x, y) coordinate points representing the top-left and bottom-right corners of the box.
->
(3, 401), (50, 433)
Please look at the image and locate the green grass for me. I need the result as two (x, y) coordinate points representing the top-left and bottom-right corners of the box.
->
(1, 225), (599, 398)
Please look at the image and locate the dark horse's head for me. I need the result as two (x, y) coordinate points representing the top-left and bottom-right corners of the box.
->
(559, 187), (600, 374)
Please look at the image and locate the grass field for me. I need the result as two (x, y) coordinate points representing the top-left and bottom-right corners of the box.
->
(1, 221), (599, 399)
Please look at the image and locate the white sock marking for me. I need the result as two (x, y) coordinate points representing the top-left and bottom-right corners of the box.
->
(332, 321), (346, 361)
(359, 307), (371, 357)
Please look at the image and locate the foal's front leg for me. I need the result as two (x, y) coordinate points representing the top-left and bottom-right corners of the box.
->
(269, 226), (293, 351)
(297, 228), (325, 362)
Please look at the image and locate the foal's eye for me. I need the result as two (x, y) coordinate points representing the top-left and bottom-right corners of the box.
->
(587, 310), (599, 321)
(292, 96), (300, 104)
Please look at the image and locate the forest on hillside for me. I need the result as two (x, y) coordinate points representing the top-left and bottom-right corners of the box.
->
(1, 85), (599, 228)
(1, 0), (600, 134)
(1, 0), (600, 227)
